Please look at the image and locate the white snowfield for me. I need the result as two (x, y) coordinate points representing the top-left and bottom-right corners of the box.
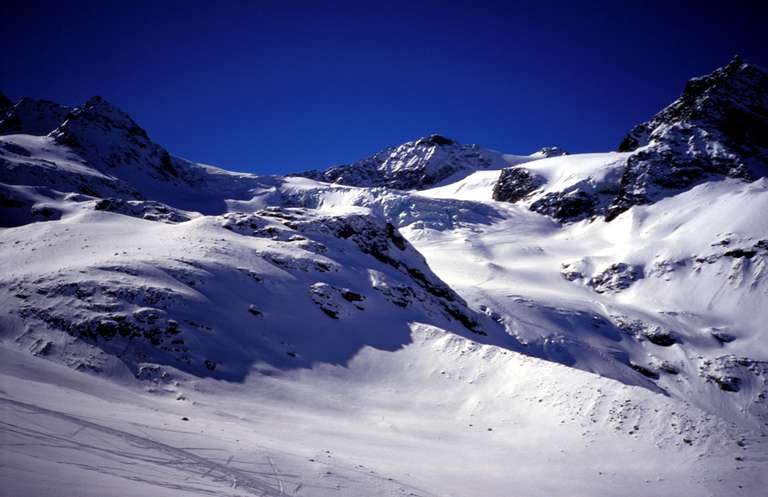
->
(2, 88), (768, 495)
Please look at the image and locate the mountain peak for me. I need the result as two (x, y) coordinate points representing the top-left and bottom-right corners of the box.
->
(417, 134), (457, 146)
(294, 134), (508, 190)
(82, 95), (133, 119)
(491, 58), (767, 224)
(51, 96), (152, 149)
(73, 96), (150, 140)
(605, 57), (768, 220)
(46, 96), (180, 185)
(619, 57), (768, 153)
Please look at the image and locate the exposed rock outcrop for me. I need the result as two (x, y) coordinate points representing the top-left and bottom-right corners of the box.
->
(491, 57), (768, 224)
(588, 263), (643, 294)
(607, 56), (768, 220)
(491, 167), (544, 203)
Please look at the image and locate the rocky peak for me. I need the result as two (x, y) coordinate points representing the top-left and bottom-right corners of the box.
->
(531, 146), (569, 158)
(619, 56), (768, 155)
(0, 96), (72, 136)
(294, 134), (507, 190)
(418, 134), (456, 146)
(50, 96), (178, 179)
(52, 96), (151, 148)
(491, 58), (768, 224)
(606, 57), (768, 220)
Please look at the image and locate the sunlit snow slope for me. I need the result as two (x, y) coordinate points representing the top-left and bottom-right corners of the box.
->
(1, 57), (767, 497)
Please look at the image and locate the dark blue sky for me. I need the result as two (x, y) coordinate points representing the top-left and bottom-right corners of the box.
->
(3, 1), (766, 174)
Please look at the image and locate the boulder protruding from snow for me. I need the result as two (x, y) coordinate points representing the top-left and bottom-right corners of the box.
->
(588, 263), (643, 293)
(492, 167), (544, 203)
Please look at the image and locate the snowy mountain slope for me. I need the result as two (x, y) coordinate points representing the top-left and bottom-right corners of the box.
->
(491, 57), (768, 222)
(0, 95), (280, 217)
(2, 57), (768, 497)
(491, 151), (630, 220)
(276, 171), (768, 430)
(0, 194), (499, 382)
(2, 326), (763, 497)
(293, 134), (560, 191)
(212, 167), (768, 433)
(413, 176), (768, 431)
(0, 96), (71, 136)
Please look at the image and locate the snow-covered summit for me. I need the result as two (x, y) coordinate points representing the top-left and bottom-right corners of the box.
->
(295, 134), (526, 190)
(0, 95), (275, 213)
(50, 95), (180, 179)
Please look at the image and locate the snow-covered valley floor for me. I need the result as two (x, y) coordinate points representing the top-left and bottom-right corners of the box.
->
(3, 328), (764, 497)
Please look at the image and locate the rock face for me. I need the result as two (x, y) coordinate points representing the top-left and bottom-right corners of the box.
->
(611, 316), (677, 347)
(588, 263), (643, 294)
(295, 134), (508, 190)
(93, 198), (191, 224)
(51, 96), (179, 180)
(491, 57), (768, 223)
(530, 190), (597, 222)
(492, 167), (544, 202)
(606, 56), (768, 220)
(700, 355), (768, 419)
(0, 96), (72, 136)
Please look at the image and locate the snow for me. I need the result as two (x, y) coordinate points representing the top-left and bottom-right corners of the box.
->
(520, 152), (629, 197)
(1, 135), (114, 179)
(2, 86), (768, 495)
(2, 329), (762, 497)
(293, 136), (548, 191)
(417, 170), (502, 201)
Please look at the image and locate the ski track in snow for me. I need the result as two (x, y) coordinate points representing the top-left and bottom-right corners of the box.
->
(0, 396), (289, 496)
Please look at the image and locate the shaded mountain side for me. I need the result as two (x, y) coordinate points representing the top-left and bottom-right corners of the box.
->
(0, 96), (72, 136)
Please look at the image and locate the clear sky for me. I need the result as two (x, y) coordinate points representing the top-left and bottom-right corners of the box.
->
(3, 0), (766, 174)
